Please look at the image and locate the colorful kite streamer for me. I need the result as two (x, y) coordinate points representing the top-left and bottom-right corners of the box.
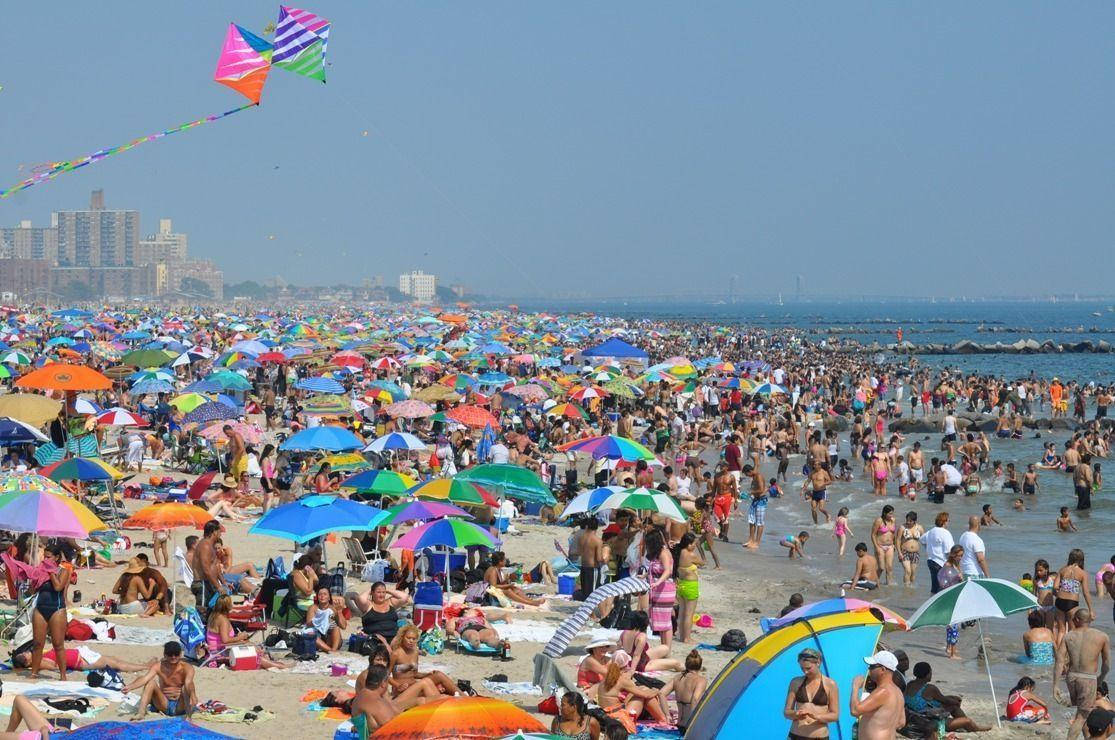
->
(1, 6), (329, 200)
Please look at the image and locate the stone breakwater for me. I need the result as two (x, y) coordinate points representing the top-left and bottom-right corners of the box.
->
(861, 339), (1113, 354)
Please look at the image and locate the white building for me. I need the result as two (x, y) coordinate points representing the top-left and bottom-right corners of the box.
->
(398, 270), (437, 302)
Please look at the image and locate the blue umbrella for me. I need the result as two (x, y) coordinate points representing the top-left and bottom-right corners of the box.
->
(477, 372), (512, 385)
(0, 417), (49, 444)
(206, 371), (252, 391)
(181, 402), (239, 425)
(280, 426), (364, 452)
(249, 494), (386, 543)
(296, 376), (345, 394)
(131, 379), (176, 395)
(182, 379), (221, 393)
(363, 432), (426, 453)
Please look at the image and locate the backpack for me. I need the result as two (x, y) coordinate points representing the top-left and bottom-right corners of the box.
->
(291, 629), (318, 660)
(600, 595), (635, 630)
(265, 557), (288, 581)
(174, 607), (206, 659)
(87, 667), (124, 691)
(718, 628), (748, 652)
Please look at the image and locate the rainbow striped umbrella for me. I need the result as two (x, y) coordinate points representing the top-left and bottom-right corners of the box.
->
(0, 475), (108, 537)
(409, 478), (498, 507)
(557, 435), (656, 461)
(38, 457), (125, 481)
(340, 469), (417, 495)
(392, 517), (496, 551)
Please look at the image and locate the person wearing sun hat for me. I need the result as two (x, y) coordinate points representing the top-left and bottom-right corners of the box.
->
(851, 650), (905, 739)
(578, 637), (615, 689)
(112, 557), (158, 616)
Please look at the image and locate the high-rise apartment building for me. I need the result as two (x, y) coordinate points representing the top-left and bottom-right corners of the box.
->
(398, 270), (437, 302)
(53, 191), (139, 267)
(136, 219), (188, 264)
(0, 221), (59, 263)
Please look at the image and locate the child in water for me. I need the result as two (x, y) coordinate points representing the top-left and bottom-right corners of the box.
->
(980, 504), (1001, 527)
(833, 507), (852, 556)
(1057, 507), (1077, 532)
(767, 478), (783, 498)
(780, 531), (809, 558)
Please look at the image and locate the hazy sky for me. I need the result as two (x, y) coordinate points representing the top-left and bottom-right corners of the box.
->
(3, 3), (1114, 298)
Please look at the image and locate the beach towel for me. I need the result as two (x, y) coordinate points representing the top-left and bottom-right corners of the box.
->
(481, 680), (543, 696)
(194, 699), (274, 724)
(63, 718), (234, 739)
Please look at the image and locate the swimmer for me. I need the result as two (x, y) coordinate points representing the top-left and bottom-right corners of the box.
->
(980, 504), (1001, 527)
(1013, 498), (1026, 512)
(1057, 507), (1077, 533)
(833, 507), (852, 557)
(840, 543), (879, 591)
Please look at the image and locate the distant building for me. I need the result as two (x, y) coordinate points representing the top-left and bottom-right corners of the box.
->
(51, 264), (160, 299)
(169, 258), (223, 300)
(53, 191), (139, 267)
(0, 259), (51, 300)
(398, 270), (437, 302)
(136, 219), (188, 264)
(0, 221), (59, 263)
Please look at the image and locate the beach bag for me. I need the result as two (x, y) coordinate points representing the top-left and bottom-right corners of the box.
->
(66, 621), (94, 641)
(347, 633), (375, 656)
(292, 629), (319, 660)
(601, 595), (634, 630)
(265, 557), (288, 581)
(174, 607), (206, 658)
(538, 693), (560, 715)
(418, 625), (445, 655)
(463, 580), (489, 604)
(87, 667), (124, 691)
(718, 628), (747, 652)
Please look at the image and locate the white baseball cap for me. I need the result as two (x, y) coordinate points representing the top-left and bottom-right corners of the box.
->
(864, 650), (898, 671)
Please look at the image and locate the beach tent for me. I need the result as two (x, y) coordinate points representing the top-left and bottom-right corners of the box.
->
(581, 337), (647, 360)
(684, 610), (884, 740)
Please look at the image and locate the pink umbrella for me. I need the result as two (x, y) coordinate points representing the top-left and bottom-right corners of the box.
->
(505, 384), (548, 401)
(384, 399), (435, 418)
(200, 420), (264, 444)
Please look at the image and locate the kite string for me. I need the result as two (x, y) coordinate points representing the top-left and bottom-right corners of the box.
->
(0, 103), (259, 200)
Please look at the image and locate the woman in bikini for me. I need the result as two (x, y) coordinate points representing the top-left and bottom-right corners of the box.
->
(390, 624), (459, 696)
(673, 650), (709, 733)
(576, 639), (614, 690)
(898, 511), (924, 589)
(870, 453), (890, 496)
(870, 505), (897, 586)
(445, 608), (508, 652)
(673, 533), (705, 644)
(550, 691), (599, 740)
(595, 655), (671, 732)
(617, 611), (683, 672)
(783, 648), (839, 739)
(1053, 548), (1094, 640)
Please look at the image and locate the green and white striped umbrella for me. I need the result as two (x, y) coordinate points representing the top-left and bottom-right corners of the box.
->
(908, 577), (1037, 628)
(590, 487), (688, 523)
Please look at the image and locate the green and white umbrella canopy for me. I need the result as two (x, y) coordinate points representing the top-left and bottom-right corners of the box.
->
(590, 487), (688, 523)
(908, 577), (1037, 628)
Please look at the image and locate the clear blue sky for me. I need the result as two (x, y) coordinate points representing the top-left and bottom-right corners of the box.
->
(3, 3), (1114, 298)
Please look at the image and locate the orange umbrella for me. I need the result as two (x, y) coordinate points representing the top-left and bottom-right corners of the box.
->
(372, 696), (546, 739)
(15, 363), (112, 391)
(446, 404), (498, 429)
(123, 502), (215, 531)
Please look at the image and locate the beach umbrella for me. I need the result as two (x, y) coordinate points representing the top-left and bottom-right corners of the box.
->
(320, 453), (370, 473)
(409, 478), (498, 507)
(568, 385), (608, 402)
(907, 577), (1038, 728)
(371, 696), (546, 739)
(391, 517), (495, 551)
(384, 399), (435, 419)
(15, 363), (112, 391)
(413, 385), (460, 403)
(748, 381), (788, 396)
(456, 463), (556, 506)
(131, 379), (176, 395)
(256, 351), (288, 364)
(96, 408), (147, 427)
(302, 394), (352, 415)
(363, 432), (426, 453)
(280, 426), (364, 452)
(120, 348), (175, 367)
(169, 393), (213, 413)
(557, 435), (656, 462)
(200, 421), (263, 445)
(0, 351), (31, 366)
(124, 502), (215, 531)
(761, 597), (908, 633)
(249, 495), (386, 544)
(683, 610), (885, 740)
(0, 484), (108, 538)
(542, 576), (650, 659)
(378, 500), (473, 526)
(558, 486), (624, 520)
(61, 718), (233, 739)
(446, 404), (499, 428)
(0, 395), (61, 427)
(38, 457), (124, 482)
(182, 402), (239, 425)
(295, 376), (345, 394)
(497, 733), (563, 740)
(205, 371), (251, 391)
(590, 487), (687, 522)
(438, 373), (478, 391)
(340, 470), (417, 496)
(545, 402), (588, 420)
(0, 417), (49, 444)
(0, 366), (12, 380)
(504, 384), (548, 402)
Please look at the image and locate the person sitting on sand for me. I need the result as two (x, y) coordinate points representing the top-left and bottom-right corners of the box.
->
(1005, 676), (1051, 724)
(1, 691), (62, 740)
(349, 642), (444, 710)
(390, 624), (459, 696)
(674, 649), (709, 732)
(350, 664), (401, 736)
(11, 643), (153, 674)
(445, 608), (509, 653)
(123, 641), (196, 720)
(216, 541), (260, 595)
(484, 551), (544, 607)
(576, 638), (614, 690)
(904, 661), (991, 732)
(112, 557), (159, 617)
(617, 611), (684, 672)
(595, 651), (672, 731)
(551, 691), (601, 740)
(841, 543), (878, 591)
(204, 595), (288, 669)
(1021, 608), (1055, 665)
(306, 586), (346, 653)
(348, 581), (411, 646)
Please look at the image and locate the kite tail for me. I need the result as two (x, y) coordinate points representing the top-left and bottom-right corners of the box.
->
(1, 103), (259, 200)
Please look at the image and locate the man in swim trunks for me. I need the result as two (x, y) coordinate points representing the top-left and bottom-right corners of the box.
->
(807, 462), (833, 524)
(224, 424), (247, 491)
(1056, 608), (1111, 740)
(124, 641), (196, 721)
(350, 664), (401, 734)
(908, 442), (925, 493)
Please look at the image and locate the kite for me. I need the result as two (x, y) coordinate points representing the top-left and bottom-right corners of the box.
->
(1, 6), (329, 200)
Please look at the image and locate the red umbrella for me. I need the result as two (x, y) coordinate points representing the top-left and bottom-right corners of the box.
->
(257, 352), (288, 364)
(447, 404), (498, 428)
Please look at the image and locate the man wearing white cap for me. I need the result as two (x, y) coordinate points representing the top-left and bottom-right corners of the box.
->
(851, 650), (905, 739)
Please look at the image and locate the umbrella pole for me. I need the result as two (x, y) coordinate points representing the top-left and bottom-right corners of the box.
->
(977, 619), (1001, 729)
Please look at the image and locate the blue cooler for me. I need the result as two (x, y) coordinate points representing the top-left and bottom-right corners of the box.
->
(413, 580), (444, 630)
(558, 573), (577, 595)
(493, 517), (510, 533)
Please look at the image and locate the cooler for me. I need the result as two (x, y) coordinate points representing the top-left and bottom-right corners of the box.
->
(558, 573), (576, 595)
(229, 646), (260, 671)
(413, 580), (444, 630)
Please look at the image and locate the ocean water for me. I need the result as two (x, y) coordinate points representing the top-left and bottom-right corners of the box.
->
(516, 298), (1115, 383)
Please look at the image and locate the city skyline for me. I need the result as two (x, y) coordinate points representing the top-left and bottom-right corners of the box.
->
(3, 4), (1115, 298)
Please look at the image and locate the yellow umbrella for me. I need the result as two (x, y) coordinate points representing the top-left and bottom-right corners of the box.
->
(0, 394), (62, 426)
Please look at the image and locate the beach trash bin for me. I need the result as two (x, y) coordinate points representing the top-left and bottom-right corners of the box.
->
(558, 573), (576, 595)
